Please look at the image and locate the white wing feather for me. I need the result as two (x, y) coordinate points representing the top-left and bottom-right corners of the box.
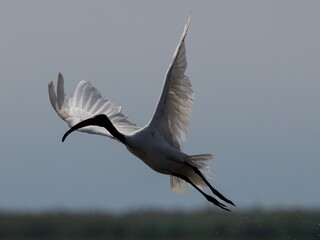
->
(148, 16), (193, 150)
(48, 73), (139, 139)
(148, 16), (203, 192)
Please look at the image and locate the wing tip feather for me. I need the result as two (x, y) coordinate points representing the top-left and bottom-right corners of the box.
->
(48, 81), (57, 111)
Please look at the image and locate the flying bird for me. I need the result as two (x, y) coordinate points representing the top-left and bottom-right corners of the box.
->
(48, 17), (234, 211)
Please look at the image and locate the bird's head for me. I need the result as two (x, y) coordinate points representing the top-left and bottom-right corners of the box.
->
(62, 114), (126, 144)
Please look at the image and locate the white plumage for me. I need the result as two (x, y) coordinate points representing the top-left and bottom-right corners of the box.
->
(48, 16), (234, 211)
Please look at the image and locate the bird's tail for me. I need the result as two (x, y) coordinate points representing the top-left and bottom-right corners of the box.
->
(170, 154), (214, 193)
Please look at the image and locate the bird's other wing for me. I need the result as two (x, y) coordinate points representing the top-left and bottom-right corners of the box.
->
(148, 16), (193, 150)
(48, 73), (139, 139)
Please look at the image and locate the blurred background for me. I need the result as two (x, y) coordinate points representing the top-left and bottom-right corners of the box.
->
(0, 0), (319, 239)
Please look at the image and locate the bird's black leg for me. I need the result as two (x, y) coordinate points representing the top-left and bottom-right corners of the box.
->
(186, 163), (235, 206)
(173, 174), (230, 212)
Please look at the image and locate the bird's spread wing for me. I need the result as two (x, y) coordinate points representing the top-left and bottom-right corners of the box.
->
(48, 73), (139, 139)
(148, 16), (193, 150)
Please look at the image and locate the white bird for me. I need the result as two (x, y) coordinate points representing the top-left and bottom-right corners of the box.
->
(48, 17), (234, 211)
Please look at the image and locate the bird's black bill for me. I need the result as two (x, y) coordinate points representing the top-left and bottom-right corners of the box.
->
(62, 114), (126, 144)
(62, 115), (106, 142)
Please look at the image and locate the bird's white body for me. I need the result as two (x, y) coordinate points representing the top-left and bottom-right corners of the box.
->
(48, 16), (234, 210)
(124, 124), (211, 194)
(126, 126), (186, 173)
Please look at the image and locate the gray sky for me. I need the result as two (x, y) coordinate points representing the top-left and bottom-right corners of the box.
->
(0, 1), (319, 212)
